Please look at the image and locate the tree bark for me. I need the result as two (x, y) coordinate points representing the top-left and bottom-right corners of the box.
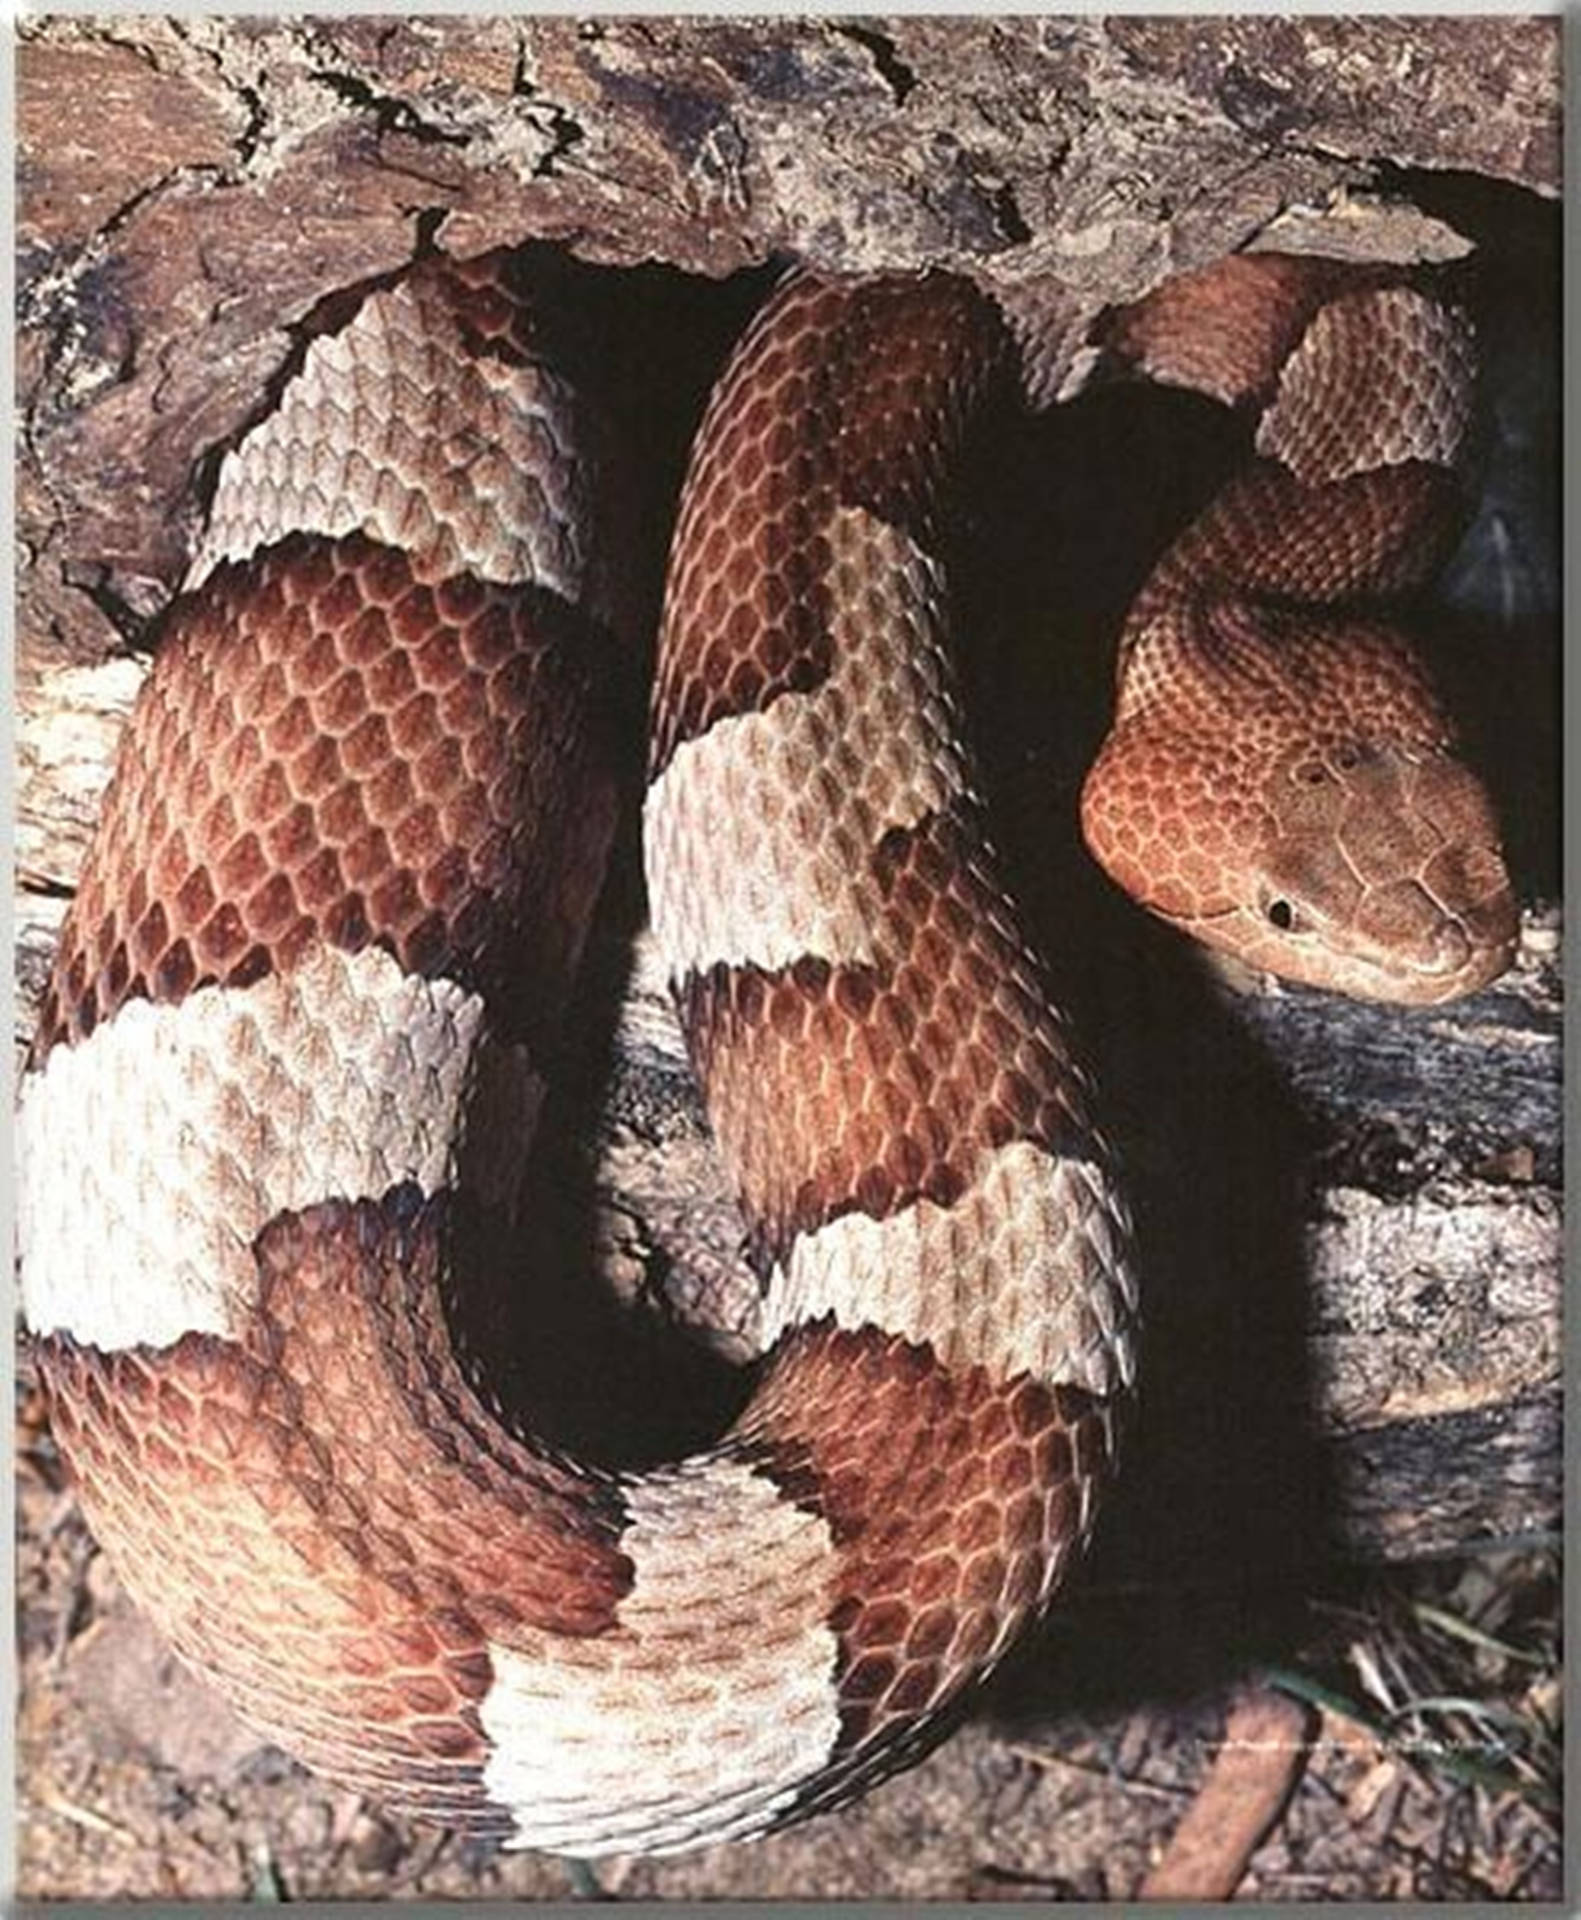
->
(16, 13), (1561, 1574)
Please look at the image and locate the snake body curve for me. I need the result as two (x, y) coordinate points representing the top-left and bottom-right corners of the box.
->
(18, 249), (1512, 1855)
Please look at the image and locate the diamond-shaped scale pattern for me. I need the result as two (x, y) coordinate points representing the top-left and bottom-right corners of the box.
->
(191, 249), (603, 610)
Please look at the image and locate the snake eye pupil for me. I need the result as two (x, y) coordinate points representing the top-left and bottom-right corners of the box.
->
(1267, 899), (1296, 931)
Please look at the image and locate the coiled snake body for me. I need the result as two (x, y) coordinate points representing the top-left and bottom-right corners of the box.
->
(18, 249), (1514, 1854)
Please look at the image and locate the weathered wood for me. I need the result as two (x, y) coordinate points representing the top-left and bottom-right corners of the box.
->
(18, 15), (1558, 670)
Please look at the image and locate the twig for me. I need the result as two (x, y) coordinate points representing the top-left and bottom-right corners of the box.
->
(1137, 1688), (1312, 1900)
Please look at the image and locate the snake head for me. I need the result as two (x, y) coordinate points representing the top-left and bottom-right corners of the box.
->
(1081, 617), (1519, 1005)
(1235, 736), (1517, 1003)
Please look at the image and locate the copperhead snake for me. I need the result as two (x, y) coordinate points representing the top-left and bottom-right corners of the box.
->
(18, 247), (1516, 1856)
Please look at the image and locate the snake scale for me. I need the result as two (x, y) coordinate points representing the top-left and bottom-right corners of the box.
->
(18, 246), (1516, 1855)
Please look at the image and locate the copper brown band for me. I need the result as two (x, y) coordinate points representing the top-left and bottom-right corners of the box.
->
(1095, 253), (1400, 410)
(677, 805), (1095, 1269)
(31, 1186), (638, 1825)
(34, 533), (619, 1061)
(728, 1320), (1113, 1795)
(650, 272), (1011, 776)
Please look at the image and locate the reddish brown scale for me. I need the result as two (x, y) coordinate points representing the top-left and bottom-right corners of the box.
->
(35, 1194), (632, 1833)
(651, 273), (1010, 773)
(34, 532), (619, 1060)
(730, 1322), (1113, 1781)
(680, 809), (1097, 1266)
(1128, 462), (1464, 647)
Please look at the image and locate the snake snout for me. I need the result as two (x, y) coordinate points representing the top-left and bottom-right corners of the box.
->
(1253, 743), (1517, 1002)
(1249, 859), (1508, 1004)
(1369, 749), (1518, 998)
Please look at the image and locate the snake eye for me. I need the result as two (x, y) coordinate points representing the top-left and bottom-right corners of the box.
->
(1266, 898), (1297, 931)
(1332, 743), (1363, 773)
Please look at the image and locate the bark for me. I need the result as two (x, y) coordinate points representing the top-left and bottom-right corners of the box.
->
(15, 14), (1561, 1574)
(17, 15), (1559, 673)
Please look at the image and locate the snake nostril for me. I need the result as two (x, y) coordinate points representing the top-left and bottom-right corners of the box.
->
(1266, 898), (1297, 931)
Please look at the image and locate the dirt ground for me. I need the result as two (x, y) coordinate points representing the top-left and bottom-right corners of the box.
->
(16, 1354), (1561, 1904)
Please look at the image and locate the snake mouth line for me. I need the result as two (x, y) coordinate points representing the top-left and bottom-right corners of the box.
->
(1164, 899), (1515, 1006)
